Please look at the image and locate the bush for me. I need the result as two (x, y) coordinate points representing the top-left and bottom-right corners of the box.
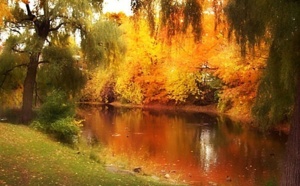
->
(50, 117), (81, 144)
(38, 91), (75, 124)
(31, 91), (81, 145)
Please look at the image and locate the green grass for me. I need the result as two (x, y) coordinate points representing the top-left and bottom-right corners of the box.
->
(0, 122), (175, 186)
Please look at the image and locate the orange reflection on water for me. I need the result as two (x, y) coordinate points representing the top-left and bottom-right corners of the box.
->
(79, 105), (286, 185)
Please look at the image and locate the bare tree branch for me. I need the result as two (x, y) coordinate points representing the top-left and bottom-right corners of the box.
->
(10, 29), (22, 35)
(49, 22), (66, 32)
(25, 4), (36, 21)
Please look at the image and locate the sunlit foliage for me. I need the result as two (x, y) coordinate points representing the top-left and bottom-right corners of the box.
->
(0, 0), (275, 125)
(213, 44), (267, 116)
(164, 67), (202, 104)
(83, 10), (223, 105)
(82, 68), (116, 103)
(0, 0), (12, 26)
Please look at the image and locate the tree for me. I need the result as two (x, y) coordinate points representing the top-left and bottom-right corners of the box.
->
(0, 0), (103, 123)
(81, 14), (127, 103)
(225, 0), (300, 184)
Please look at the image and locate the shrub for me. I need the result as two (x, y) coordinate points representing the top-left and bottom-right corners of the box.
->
(50, 117), (82, 144)
(31, 91), (81, 145)
(38, 91), (75, 124)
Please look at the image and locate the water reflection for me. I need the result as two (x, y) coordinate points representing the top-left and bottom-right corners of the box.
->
(78, 105), (287, 185)
(198, 128), (217, 173)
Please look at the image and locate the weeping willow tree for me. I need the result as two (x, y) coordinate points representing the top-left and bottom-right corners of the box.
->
(80, 19), (127, 103)
(226, 0), (300, 184)
(131, 0), (203, 42)
(81, 20), (127, 68)
(0, 0), (105, 123)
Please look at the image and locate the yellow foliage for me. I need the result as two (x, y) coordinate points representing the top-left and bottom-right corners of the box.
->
(83, 68), (114, 103)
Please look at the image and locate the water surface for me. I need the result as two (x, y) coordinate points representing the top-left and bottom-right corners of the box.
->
(79, 105), (287, 185)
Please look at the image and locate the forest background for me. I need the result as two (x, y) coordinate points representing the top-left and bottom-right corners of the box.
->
(0, 0), (270, 126)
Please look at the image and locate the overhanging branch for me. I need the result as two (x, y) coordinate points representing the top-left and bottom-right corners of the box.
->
(10, 29), (22, 35)
(0, 63), (28, 88)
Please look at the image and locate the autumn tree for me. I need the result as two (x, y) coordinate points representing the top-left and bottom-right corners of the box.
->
(0, 0), (103, 123)
(225, 0), (300, 184)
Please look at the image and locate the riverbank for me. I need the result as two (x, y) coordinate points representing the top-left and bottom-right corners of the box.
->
(81, 101), (254, 124)
(80, 101), (290, 134)
(0, 122), (179, 186)
(110, 102), (219, 114)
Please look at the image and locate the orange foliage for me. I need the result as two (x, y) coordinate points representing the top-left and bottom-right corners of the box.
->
(85, 0), (267, 115)
(0, 0), (12, 26)
(212, 43), (268, 115)
(21, 0), (29, 4)
(118, 18), (203, 104)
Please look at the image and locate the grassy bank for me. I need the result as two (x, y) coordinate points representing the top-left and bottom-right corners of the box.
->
(0, 122), (175, 186)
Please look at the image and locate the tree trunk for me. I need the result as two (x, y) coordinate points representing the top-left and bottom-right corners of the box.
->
(20, 2), (51, 123)
(280, 76), (300, 185)
(21, 53), (40, 123)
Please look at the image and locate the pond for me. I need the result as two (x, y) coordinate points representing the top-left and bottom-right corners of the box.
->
(79, 105), (287, 185)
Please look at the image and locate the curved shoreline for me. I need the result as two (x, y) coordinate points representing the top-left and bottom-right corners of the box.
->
(79, 101), (219, 114)
(79, 101), (254, 124)
(79, 101), (290, 133)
